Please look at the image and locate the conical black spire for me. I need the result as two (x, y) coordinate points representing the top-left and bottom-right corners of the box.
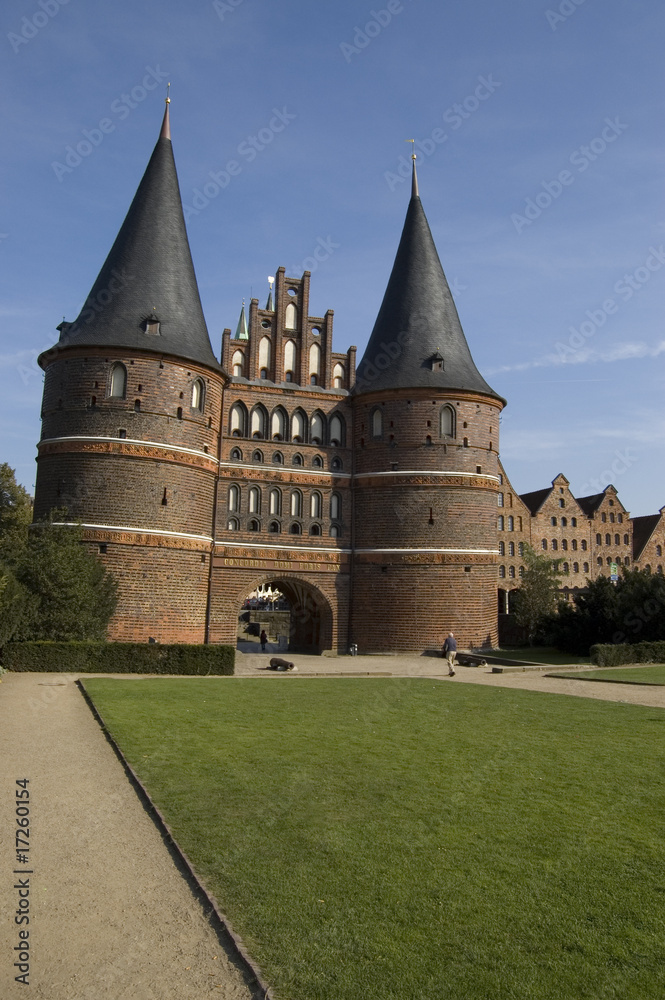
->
(53, 104), (220, 371)
(355, 167), (502, 399)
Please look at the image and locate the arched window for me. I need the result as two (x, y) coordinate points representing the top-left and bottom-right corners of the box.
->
(573, 562), (579, 573)
(228, 485), (240, 512)
(614, 534), (620, 546)
(252, 449), (263, 463)
(601, 512), (607, 523)
(330, 524), (340, 538)
(330, 492), (342, 521)
(285, 302), (297, 330)
(542, 539), (547, 550)
(269, 489), (281, 516)
(289, 522), (302, 535)
(583, 562), (589, 574)
(248, 519), (260, 532)
(499, 541), (505, 556)
(571, 517), (577, 527)
(563, 562), (569, 574)
(109, 363), (127, 398)
(597, 557), (603, 567)
(551, 517), (557, 526)
(507, 516), (514, 531)
(498, 493), (504, 507)
(440, 405), (455, 437)
(230, 447), (242, 461)
(625, 535), (631, 546)
(371, 408), (383, 437)
(551, 539), (558, 551)
(269, 521), (280, 533)
(232, 350), (244, 377)
(290, 491), (302, 517)
(331, 457), (342, 471)
(250, 405), (267, 439)
(271, 407), (287, 441)
(596, 533), (602, 545)
(284, 340), (297, 381)
(191, 378), (205, 412)
(259, 336), (271, 373)
(272, 452), (283, 464)
(561, 540), (568, 551)
(227, 517), (239, 531)
(581, 539), (587, 551)
(571, 539), (577, 551)
(292, 409), (306, 442)
(309, 342), (321, 380)
(498, 516), (504, 531)
(605, 533), (611, 546)
(508, 542), (515, 556)
(310, 412), (325, 445)
(333, 363), (345, 388)
(617, 514), (623, 524)
(310, 492), (322, 519)
(329, 414), (345, 446)
(561, 517), (567, 527)
(249, 487), (260, 514)
(230, 402), (247, 437)
(312, 455), (323, 468)
(310, 523), (322, 536)
(518, 542), (524, 556)
(292, 453), (303, 466)
(509, 566), (515, 578)
(499, 565), (506, 578)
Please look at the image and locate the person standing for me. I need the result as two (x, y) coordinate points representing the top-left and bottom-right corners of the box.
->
(260, 629), (268, 652)
(442, 632), (457, 676)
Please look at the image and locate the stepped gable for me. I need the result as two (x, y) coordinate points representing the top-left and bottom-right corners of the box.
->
(355, 158), (503, 400)
(47, 104), (220, 372)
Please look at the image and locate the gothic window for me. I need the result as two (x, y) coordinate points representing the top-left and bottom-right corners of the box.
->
(272, 452), (283, 464)
(371, 408), (383, 438)
(440, 405), (455, 437)
(310, 492), (322, 519)
(605, 534), (611, 546)
(191, 378), (205, 412)
(250, 405), (268, 439)
(109, 363), (127, 398)
(271, 407), (287, 441)
(310, 524), (322, 536)
(310, 412), (325, 445)
(333, 363), (345, 388)
(248, 519), (260, 532)
(259, 336), (271, 373)
(230, 448), (242, 461)
(614, 534), (620, 546)
(269, 489), (281, 516)
(292, 409), (306, 442)
(312, 455), (323, 468)
(249, 487), (260, 514)
(284, 340), (297, 381)
(232, 350), (244, 377)
(285, 302), (297, 330)
(596, 533), (602, 545)
(227, 517), (239, 531)
(289, 522), (302, 534)
(269, 521), (280, 533)
(252, 449), (263, 462)
(329, 414), (345, 446)
(499, 541), (505, 556)
(228, 485), (240, 512)
(290, 491), (303, 517)
(331, 457), (342, 471)
(309, 342), (321, 380)
(292, 453), (303, 466)
(330, 492), (342, 521)
(230, 401), (247, 437)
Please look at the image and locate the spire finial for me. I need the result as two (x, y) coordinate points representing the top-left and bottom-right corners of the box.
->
(266, 275), (275, 311)
(405, 139), (419, 198)
(160, 83), (171, 140)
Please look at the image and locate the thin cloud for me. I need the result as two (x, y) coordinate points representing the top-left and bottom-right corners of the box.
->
(485, 339), (665, 376)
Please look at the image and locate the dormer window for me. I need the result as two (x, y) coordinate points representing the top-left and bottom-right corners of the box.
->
(143, 318), (160, 336)
(429, 352), (444, 371)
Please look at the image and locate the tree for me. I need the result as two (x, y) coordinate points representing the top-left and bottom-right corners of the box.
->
(0, 464), (33, 565)
(0, 564), (33, 645)
(14, 514), (118, 641)
(511, 544), (563, 644)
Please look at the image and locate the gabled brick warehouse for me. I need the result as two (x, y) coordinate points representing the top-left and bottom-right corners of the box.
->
(34, 104), (661, 653)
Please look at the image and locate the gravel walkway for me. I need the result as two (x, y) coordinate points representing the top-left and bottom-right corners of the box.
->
(2, 657), (663, 998)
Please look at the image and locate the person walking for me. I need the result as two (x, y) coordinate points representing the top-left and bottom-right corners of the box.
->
(260, 629), (268, 652)
(442, 632), (457, 676)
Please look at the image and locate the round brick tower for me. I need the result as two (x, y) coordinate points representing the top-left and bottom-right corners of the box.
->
(350, 159), (505, 651)
(34, 103), (225, 642)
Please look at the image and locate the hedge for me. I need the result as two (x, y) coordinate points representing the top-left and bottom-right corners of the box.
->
(1, 641), (235, 675)
(590, 641), (665, 667)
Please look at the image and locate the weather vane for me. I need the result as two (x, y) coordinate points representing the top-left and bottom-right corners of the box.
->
(405, 138), (416, 160)
(165, 82), (171, 105)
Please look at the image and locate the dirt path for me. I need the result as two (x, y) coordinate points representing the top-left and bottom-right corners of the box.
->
(2, 659), (662, 998)
(0, 671), (256, 1000)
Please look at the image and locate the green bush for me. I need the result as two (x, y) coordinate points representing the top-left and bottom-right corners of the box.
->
(590, 641), (665, 667)
(2, 641), (235, 675)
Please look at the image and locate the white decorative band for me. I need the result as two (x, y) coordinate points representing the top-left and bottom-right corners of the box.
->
(221, 461), (351, 478)
(39, 435), (213, 461)
(46, 522), (213, 543)
(355, 470), (500, 481)
(354, 547), (498, 554)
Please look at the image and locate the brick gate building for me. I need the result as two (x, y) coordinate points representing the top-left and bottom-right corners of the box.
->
(33, 104), (662, 653)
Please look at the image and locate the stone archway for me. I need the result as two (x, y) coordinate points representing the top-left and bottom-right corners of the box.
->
(236, 576), (333, 654)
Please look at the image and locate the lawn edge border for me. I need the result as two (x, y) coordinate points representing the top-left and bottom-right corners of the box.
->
(76, 679), (275, 1000)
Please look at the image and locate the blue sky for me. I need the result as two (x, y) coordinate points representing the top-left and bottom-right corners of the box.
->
(1, 0), (663, 515)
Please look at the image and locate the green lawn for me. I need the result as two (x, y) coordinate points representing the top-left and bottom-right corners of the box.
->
(551, 665), (665, 686)
(493, 646), (591, 665)
(84, 677), (665, 1000)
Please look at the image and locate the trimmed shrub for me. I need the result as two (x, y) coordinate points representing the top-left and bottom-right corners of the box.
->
(590, 641), (665, 667)
(2, 641), (235, 675)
